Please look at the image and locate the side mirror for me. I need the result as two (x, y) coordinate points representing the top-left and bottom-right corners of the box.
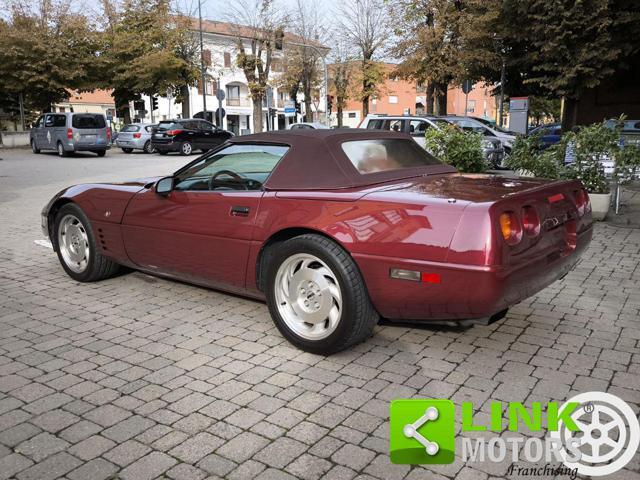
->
(155, 176), (174, 196)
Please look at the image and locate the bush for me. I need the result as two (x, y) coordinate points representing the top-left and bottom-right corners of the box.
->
(425, 125), (487, 173)
(506, 134), (563, 179)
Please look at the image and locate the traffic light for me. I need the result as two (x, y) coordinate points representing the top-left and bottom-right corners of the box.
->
(295, 101), (301, 114)
(151, 96), (158, 111)
(268, 107), (277, 117)
(327, 95), (334, 115)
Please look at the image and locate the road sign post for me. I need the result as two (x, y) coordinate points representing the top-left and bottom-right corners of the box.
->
(462, 80), (473, 116)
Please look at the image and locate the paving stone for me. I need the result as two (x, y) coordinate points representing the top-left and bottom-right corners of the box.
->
(16, 452), (81, 480)
(119, 451), (177, 480)
(331, 444), (376, 471)
(68, 435), (117, 461)
(67, 457), (118, 480)
(0, 453), (34, 480)
(254, 437), (308, 469)
(169, 432), (223, 463)
(217, 431), (270, 463)
(15, 432), (70, 462)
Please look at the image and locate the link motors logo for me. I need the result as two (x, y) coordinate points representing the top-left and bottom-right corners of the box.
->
(390, 391), (640, 477)
(551, 391), (640, 476)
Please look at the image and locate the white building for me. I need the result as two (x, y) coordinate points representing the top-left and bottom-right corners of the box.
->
(135, 20), (329, 134)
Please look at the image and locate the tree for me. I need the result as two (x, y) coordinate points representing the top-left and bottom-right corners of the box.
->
(228, 0), (285, 133)
(336, 0), (387, 117)
(329, 38), (356, 127)
(503, 0), (640, 130)
(0, 0), (99, 126)
(98, 0), (199, 123)
(388, 0), (465, 115)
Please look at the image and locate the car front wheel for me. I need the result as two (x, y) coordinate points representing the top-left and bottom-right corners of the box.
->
(265, 234), (378, 354)
(31, 140), (41, 154)
(54, 203), (121, 282)
(180, 141), (193, 155)
(143, 141), (154, 154)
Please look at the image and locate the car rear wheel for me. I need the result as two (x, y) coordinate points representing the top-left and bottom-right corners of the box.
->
(95, 150), (106, 157)
(265, 234), (378, 354)
(180, 142), (193, 155)
(54, 203), (121, 282)
(143, 141), (154, 154)
(57, 142), (68, 157)
(31, 140), (40, 154)
(121, 148), (133, 153)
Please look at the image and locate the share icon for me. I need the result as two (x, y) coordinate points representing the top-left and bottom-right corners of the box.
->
(402, 406), (440, 455)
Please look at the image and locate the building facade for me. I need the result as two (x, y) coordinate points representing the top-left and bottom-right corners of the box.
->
(135, 20), (328, 134)
(53, 89), (116, 118)
(334, 63), (498, 127)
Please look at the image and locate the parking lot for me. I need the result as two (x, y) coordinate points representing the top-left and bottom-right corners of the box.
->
(0, 147), (639, 480)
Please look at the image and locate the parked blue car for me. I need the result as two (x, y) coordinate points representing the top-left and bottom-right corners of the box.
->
(529, 123), (562, 149)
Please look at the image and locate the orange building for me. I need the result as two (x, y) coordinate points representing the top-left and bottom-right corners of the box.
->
(334, 63), (498, 127)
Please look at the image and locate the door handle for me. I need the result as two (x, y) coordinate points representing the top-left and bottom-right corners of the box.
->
(230, 206), (250, 217)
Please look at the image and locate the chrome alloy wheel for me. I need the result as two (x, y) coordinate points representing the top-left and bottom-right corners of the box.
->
(58, 214), (90, 273)
(274, 253), (343, 340)
(181, 142), (192, 155)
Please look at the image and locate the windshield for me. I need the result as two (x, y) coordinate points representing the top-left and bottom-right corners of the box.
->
(72, 114), (105, 129)
(342, 139), (441, 174)
(122, 125), (140, 132)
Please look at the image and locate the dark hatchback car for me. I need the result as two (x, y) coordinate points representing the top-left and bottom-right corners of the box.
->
(152, 119), (233, 155)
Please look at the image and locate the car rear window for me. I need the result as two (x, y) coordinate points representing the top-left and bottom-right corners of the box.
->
(122, 125), (140, 132)
(342, 139), (441, 174)
(157, 122), (180, 131)
(72, 114), (106, 129)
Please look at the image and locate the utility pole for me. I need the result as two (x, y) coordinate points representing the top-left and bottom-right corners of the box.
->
(19, 92), (25, 131)
(198, 0), (207, 120)
(499, 58), (506, 127)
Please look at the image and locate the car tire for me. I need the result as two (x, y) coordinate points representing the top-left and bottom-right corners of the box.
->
(96, 150), (106, 157)
(180, 142), (193, 155)
(53, 203), (122, 282)
(57, 142), (69, 157)
(31, 140), (41, 154)
(264, 234), (378, 354)
(143, 141), (154, 154)
(121, 148), (133, 153)
(157, 150), (168, 155)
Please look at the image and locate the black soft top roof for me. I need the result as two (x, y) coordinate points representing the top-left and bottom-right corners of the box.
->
(229, 130), (455, 190)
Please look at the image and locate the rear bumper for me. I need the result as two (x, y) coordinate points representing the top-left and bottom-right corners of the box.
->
(354, 227), (592, 321)
(68, 143), (110, 152)
(151, 139), (181, 152)
(116, 138), (146, 149)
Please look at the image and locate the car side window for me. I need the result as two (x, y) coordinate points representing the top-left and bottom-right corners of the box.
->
(34, 116), (44, 128)
(365, 119), (384, 130)
(199, 121), (215, 131)
(44, 115), (54, 127)
(174, 144), (290, 192)
(53, 115), (66, 127)
(382, 120), (405, 132)
(409, 120), (430, 136)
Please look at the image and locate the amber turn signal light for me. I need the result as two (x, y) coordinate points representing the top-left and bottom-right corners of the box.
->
(499, 211), (522, 245)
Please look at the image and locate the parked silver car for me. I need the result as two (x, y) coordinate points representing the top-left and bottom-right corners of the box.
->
(30, 112), (111, 157)
(116, 123), (156, 153)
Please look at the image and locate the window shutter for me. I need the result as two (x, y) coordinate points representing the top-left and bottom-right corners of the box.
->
(224, 52), (231, 68)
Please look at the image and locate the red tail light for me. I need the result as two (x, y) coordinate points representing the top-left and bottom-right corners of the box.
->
(133, 132), (141, 138)
(499, 211), (522, 245)
(107, 127), (112, 141)
(67, 128), (73, 139)
(521, 206), (540, 236)
(167, 129), (183, 136)
(573, 188), (590, 216)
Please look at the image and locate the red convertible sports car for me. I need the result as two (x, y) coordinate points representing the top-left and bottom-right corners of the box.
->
(42, 130), (592, 353)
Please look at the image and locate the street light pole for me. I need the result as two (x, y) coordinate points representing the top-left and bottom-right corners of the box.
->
(498, 58), (506, 128)
(198, 0), (207, 120)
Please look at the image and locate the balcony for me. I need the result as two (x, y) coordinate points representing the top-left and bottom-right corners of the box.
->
(226, 97), (251, 107)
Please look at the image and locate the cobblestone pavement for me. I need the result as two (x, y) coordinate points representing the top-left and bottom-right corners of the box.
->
(1, 149), (639, 480)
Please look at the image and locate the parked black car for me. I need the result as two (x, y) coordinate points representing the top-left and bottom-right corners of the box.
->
(152, 119), (233, 155)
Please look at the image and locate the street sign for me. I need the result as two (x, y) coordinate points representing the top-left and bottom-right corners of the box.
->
(462, 79), (473, 95)
(215, 107), (226, 120)
(216, 89), (225, 101)
(284, 100), (296, 118)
